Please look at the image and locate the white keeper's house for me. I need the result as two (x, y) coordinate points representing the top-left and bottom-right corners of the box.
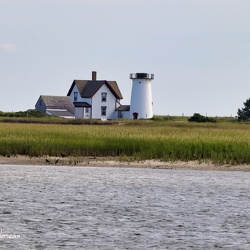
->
(35, 71), (154, 120)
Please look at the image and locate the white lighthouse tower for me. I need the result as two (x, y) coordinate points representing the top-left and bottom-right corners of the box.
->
(129, 73), (154, 119)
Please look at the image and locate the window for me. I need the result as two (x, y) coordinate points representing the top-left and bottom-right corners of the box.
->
(39, 99), (42, 106)
(101, 106), (107, 116)
(101, 92), (107, 102)
(85, 107), (89, 114)
(74, 92), (78, 101)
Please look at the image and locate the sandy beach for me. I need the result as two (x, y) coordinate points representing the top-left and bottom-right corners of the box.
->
(0, 155), (250, 171)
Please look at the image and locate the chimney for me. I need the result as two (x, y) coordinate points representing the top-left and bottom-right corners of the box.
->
(92, 71), (97, 81)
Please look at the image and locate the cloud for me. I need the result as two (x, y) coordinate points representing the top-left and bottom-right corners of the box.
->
(0, 43), (17, 53)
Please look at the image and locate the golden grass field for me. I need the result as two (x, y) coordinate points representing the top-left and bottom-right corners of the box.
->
(1, 120), (250, 165)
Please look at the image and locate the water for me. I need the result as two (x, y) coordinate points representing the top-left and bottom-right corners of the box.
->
(0, 165), (249, 249)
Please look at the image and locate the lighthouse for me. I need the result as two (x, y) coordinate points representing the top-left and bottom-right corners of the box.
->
(129, 73), (154, 119)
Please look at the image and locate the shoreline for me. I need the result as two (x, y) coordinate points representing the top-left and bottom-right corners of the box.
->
(0, 155), (250, 171)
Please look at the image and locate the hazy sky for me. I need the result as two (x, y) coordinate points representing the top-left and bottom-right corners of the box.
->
(1, 0), (250, 116)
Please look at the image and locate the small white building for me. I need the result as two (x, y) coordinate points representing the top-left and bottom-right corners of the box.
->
(67, 71), (130, 119)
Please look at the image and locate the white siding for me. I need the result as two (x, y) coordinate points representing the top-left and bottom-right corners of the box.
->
(75, 107), (91, 119)
(69, 83), (120, 119)
(121, 111), (130, 119)
(92, 85), (117, 119)
(69, 85), (80, 102)
(69, 85), (92, 118)
(75, 107), (84, 118)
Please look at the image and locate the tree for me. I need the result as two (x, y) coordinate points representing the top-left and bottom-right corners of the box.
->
(237, 98), (250, 121)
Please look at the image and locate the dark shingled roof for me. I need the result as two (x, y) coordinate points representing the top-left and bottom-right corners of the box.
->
(67, 80), (123, 99)
(116, 105), (130, 111)
(41, 95), (74, 110)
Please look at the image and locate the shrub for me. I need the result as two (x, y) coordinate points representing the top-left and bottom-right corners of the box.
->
(188, 113), (216, 123)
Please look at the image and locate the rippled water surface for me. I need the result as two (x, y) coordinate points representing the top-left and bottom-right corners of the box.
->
(0, 165), (250, 249)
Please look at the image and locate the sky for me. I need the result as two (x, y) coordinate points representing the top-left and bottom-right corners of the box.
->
(1, 0), (250, 117)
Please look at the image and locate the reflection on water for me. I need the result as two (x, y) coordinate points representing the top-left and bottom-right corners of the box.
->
(0, 165), (250, 249)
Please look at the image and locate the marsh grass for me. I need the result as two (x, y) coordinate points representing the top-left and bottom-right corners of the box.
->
(1, 122), (250, 164)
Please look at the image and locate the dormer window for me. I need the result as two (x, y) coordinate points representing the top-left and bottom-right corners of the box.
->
(74, 92), (78, 101)
(101, 92), (107, 102)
